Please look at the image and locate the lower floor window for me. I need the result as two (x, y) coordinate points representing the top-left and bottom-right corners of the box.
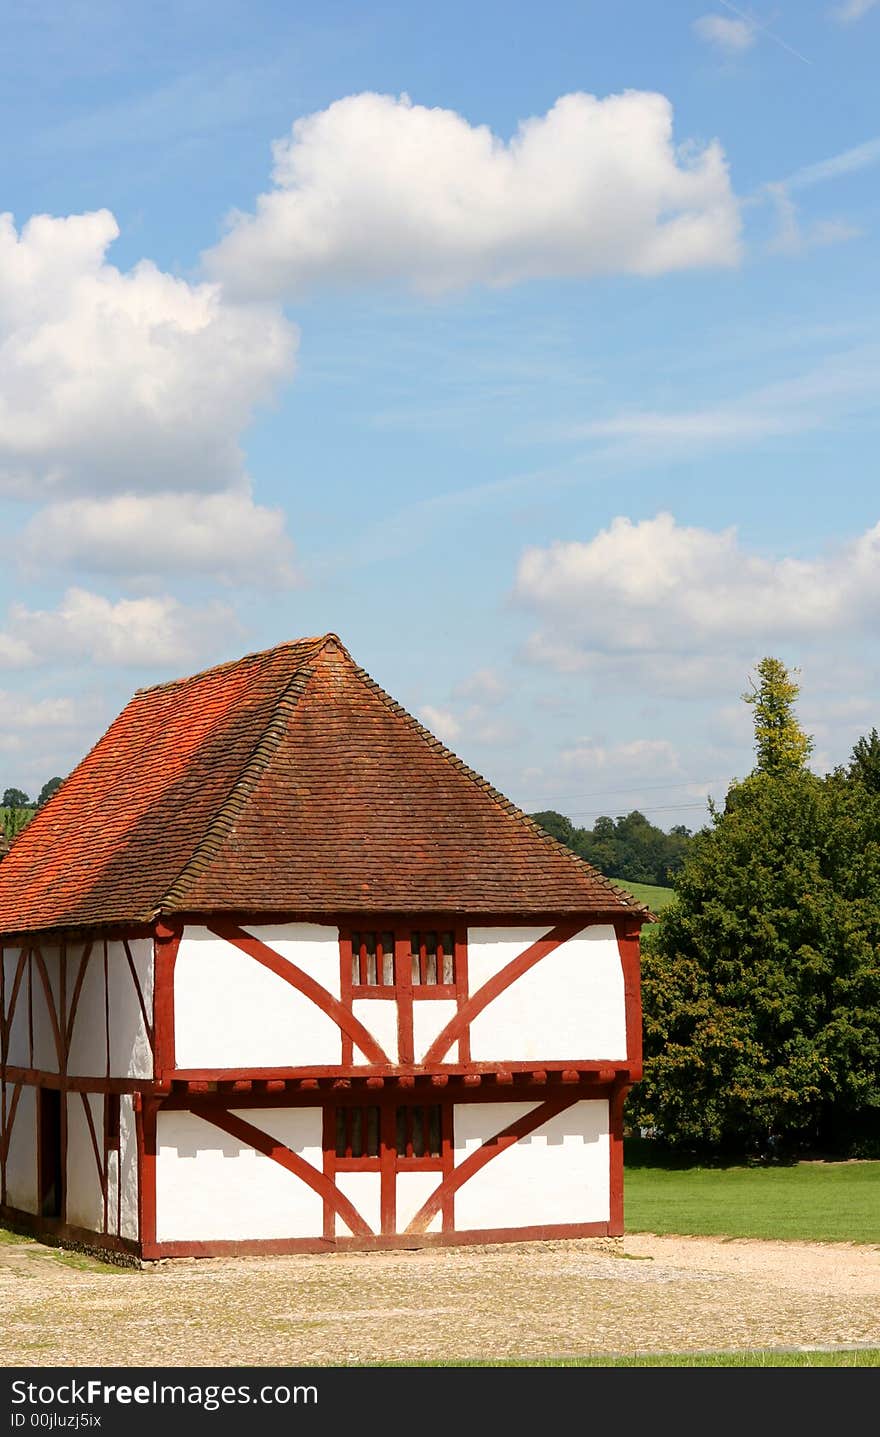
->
(335, 1105), (380, 1160)
(334, 1104), (443, 1161)
(396, 1104), (442, 1159)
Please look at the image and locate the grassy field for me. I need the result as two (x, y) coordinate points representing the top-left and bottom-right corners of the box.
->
(625, 1144), (880, 1244)
(615, 879), (675, 911)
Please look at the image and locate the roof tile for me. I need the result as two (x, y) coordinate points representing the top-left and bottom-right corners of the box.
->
(0, 635), (644, 932)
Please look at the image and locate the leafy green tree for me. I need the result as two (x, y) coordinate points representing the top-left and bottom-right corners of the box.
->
(530, 810), (577, 847)
(847, 728), (880, 793)
(629, 661), (880, 1157)
(742, 656), (813, 778)
(3, 787), (29, 809)
(37, 776), (64, 807)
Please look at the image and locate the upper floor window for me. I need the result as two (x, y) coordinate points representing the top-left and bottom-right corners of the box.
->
(410, 930), (455, 986)
(348, 928), (458, 993)
(350, 931), (395, 988)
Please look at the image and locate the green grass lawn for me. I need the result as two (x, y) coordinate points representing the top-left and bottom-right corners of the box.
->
(403, 1350), (880, 1366)
(625, 1144), (880, 1244)
(615, 880), (675, 911)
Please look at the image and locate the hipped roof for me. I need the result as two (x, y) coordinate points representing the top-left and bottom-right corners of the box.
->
(0, 635), (645, 934)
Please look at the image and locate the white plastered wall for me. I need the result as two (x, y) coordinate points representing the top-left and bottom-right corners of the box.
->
(155, 1106), (324, 1241)
(31, 947), (61, 1074)
(352, 999), (398, 1064)
(66, 948), (107, 1079)
(3, 949), (29, 1068)
(413, 1001), (457, 1065)
(66, 1092), (104, 1233)
(174, 924), (342, 1069)
(118, 1095), (139, 1241)
(467, 926), (627, 1062)
(335, 1171), (381, 1237)
(108, 939), (153, 1079)
(453, 1099), (609, 1230)
(396, 1171), (442, 1234)
(5, 1083), (38, 1213)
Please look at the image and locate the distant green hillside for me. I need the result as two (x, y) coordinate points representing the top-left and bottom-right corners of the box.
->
(614, 880), (675, 912)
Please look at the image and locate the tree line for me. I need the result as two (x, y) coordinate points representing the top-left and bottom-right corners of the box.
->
(529, 807), (693, 888)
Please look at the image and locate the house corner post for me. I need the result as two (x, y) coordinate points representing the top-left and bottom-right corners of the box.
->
(153, 918), (181, 1083)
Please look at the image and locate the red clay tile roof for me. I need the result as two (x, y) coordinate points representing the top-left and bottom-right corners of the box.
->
(0, 635), (646, 933)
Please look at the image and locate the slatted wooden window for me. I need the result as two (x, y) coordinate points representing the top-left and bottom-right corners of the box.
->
(335, 1105), (381, 1160)
(395, 1104), (442, 1159)
(350, 931), (396, 988)
(410, 930), (455, 986)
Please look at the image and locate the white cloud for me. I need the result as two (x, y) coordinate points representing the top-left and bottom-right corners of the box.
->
(552, 346), (880, 462)
(420, 689), (521, 750)
(20, 489), (298, 586)
(522, 644), (745, 699)
(694, 14), (756, 52)
(558, 737), (681, 777)
(783, 135), (880, 190)
(514, 513), (880, 669)
(0, 209), (297, 501)
(0, 589), (238, 669)
(451, 667), (507, 706)
(765, 183), (861, 254)
(0, 692), (86, 744)
(829, 0), (878, 22)
(419, 704), (462, 743)
(205, 90), (741, 298)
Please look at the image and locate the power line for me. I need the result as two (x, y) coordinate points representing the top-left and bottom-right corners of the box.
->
(523, 778), (728, 804)
(563, 801), (711, 819)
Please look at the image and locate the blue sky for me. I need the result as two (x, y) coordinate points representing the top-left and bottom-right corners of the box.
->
(1, 0), (879, 831)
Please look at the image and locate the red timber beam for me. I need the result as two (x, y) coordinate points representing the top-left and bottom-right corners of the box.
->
(135, 1093), (159, 1254)
(608, 1079), (629, 1237)
(422, 922), (584, 1066)
(615, 916), (643, 1082)
(153, 921), (182, 1079)
(207, 920), (391, 1066)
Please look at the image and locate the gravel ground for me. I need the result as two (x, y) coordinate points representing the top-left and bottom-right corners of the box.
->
(1, 1232), (878, 1366)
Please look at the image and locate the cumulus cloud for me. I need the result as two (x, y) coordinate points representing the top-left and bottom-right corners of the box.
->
(420, 687), (521, 750)
(693, 14), (756, 53)
(514, 513), (880, 674)
(0, 589), (238, 669)
(20, 489), (298, 586)
(0, 209), (297, 501)
(419, 704), (462, 743)
(205, 90), (741, 298)
(0, 207), (301, 595)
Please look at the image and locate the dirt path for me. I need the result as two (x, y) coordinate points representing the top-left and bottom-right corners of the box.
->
(1, 1232), (878, 1366)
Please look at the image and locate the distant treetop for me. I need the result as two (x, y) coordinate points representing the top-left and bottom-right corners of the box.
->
(743, 656), (813, 778)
